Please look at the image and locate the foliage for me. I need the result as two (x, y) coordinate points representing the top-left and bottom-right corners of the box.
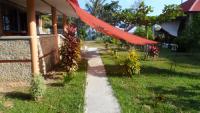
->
(41, 15), (51, 29)
(116, 1), (154, 39)
(78, 28), (88, 41)
(133, 1), (153, 26)
(116, 1), (153, 26)
(134, 26), (154, 40)
(134, 26), (146, 37)
(148, 45), (160, 57)
(158, 4), (185, 23)
(85, 0), (106, 17)
(103, 36), (113, 43)
(61, 24), (81, 73)
(86, 0), (121, 25)
(174, 36), (194, 52)
(175, 13), (200, 52)
(30, 75), (46, 101)
(111, 38), (122, 47)
(75, 18), (89, 41)
(147, 26), (154, 40)
(126, 50), (141, 75)
(101, 1), (121, 25)
(115, 50), (141, 76)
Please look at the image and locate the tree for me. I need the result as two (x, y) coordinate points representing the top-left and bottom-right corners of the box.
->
(133, 1), (153, 26)
(158, 4), (185, 23)
(101, 1), (121, 25)
(85, 0), (106, 17)
(116, 1), (153, 26)
(116, 1), (153, 39)
(86, 0), (121, 25)
(85, 0), (122, 39)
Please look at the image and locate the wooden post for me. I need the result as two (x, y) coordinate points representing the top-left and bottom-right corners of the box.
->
(51, 7), (59, 64)
(63, 14), (67, 33)
(27, 0), (40, 74)
(37, 15), (43, 34)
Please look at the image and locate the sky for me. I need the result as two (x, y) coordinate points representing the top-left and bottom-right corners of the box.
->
(78, 0), (187, 16)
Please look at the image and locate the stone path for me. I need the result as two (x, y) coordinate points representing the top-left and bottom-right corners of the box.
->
(85, 48), (121, 113)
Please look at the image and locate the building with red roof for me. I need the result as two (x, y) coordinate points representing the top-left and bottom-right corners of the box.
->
(181, 0), (200, 12)
(0, 0), (157, 83)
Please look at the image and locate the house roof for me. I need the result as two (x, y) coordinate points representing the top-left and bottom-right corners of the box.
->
(181, 0), (200, 12)
(9, 0), (78, 17)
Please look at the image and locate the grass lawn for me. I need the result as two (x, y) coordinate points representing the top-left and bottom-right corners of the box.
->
(0, 59), (87, 113)
(100, 48), (200, 113)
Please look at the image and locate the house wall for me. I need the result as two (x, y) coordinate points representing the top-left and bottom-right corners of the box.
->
(38, 35), (57, 74)
(0, 37), (32, 82)
(0, 35), (64, 82)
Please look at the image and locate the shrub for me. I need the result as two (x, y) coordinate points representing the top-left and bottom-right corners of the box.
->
(61, 24), (81, 73)
(148, 45), (159, 57)
(30, 75), (46, 101)
(126, 50), (141, 76)
(116, 50), (141, 76)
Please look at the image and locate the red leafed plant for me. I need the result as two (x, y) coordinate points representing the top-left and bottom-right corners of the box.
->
(148, 45), (159, 57)
(60, 24), (81, 73)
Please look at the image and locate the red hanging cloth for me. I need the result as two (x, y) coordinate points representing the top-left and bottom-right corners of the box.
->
(67, 0), (158, 45)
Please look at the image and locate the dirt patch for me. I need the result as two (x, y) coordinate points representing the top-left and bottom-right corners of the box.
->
(0, 81), (30, 93)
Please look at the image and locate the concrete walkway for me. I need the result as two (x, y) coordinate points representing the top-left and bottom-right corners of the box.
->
(85, 48), (121, 113)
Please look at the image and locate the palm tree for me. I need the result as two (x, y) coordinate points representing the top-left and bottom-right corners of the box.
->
(85, 0), (106, 17)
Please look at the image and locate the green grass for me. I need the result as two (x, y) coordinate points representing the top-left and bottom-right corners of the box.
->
(0, 59), (87, 113)
(101, 48), (200, 113)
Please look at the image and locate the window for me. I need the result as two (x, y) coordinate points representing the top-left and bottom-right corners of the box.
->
(2, 6), (18, 32)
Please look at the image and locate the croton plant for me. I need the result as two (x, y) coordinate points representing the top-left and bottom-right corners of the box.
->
(148, 45), (159, 57)
(60, 24), (81, 73)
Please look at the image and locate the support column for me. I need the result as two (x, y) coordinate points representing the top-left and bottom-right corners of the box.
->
(37, 15), (43, 34)
(27, 0), (40, 74)
(51, 7), (59, 64)
(63, 14), (67, 33)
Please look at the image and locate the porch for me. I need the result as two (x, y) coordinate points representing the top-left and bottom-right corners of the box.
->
(0, 0), (77, 82)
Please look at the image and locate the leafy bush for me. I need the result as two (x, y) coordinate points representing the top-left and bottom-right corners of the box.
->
(116, 50), (141, 76)
(126, 50), (141, 75)
(61, 24), (81, 73)
(30, 75), (46, 101)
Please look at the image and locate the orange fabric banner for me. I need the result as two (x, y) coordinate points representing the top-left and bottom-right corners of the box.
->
(67, 0), (157, 45)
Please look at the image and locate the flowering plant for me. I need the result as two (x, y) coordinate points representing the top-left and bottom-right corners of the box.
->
(148, 45), (159, 57)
